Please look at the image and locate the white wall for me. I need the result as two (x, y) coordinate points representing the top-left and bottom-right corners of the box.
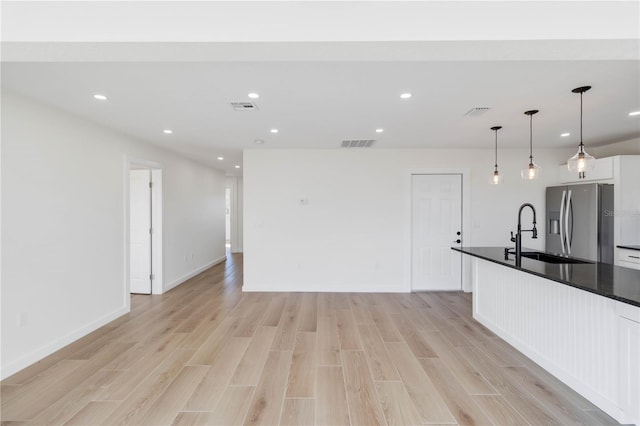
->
(1, 91), (226, 379)
(592, 138), (640, 157)
(161, 159), (226, 290)
(243, 148), (573, 293)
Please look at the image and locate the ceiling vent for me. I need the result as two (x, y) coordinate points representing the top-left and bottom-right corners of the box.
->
(341, 140), (375, 148)
(464, 107), (491, 117)
(230, 102), (258, 111)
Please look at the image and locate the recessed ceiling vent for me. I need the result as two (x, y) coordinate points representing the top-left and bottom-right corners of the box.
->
(341, 140), (375, 148)
(464, 107), (491, 117)
(230, 102), (258, 111)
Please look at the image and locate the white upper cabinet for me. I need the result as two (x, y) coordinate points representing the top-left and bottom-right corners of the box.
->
(558, 157), (614, 183)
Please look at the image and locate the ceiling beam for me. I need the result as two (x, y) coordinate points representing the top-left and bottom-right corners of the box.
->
(2, 1), (638, 43)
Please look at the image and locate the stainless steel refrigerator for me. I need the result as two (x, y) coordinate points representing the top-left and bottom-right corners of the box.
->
(545, 183), (614, 263)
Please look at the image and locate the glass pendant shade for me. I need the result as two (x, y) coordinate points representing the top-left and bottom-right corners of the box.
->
(567, 148), (596, 173)
(521, 161), (540, 180)
(490, 126), (502, 185)
(567, 86), (595, 177)
(522, 110), (540, 180)
(491, 169), (503, 185)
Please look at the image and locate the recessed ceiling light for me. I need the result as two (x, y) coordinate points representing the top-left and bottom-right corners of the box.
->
(400, 93), (412, 99)
(629, 111), (640, 116)
(561, 132), (571, 137)
(248, 93), (259, 99)
(375, 128), (384, 133)
(163, 129), (173, 134)
(93, 94), (107, 101)
(235, 165), (241, 169)
(254, 139), (264, 144)
(270, 129), (279, 134)
(217, 156), (224, 160)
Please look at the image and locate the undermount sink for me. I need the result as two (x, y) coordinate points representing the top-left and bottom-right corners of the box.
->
(520, 251), (593, 264)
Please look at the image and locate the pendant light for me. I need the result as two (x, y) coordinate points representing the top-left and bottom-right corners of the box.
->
(490, 126), (503, 184)
(521, 110), (540, 180)
(567, 86), (595, 178)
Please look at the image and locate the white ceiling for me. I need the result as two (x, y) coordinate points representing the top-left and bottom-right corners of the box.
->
(1, 2), (639, 176)
(3, 59), (639, 175)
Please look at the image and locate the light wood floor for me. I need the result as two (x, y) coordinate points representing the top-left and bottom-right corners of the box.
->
(1, 254), (619, 425)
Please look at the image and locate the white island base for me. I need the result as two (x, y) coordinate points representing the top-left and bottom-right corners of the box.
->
(472, 258), (640, 425)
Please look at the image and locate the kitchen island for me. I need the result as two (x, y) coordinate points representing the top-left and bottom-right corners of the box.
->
(454, 247), (640, 425)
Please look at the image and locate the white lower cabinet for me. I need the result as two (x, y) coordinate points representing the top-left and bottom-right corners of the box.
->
(620, 261), (640, 270)
(617, 304), (640, 426)
(618, 248), (640, 270)
(472, 258), (640, 425)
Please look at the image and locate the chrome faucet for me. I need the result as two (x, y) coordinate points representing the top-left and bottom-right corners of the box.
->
(510, 203), (538, 265)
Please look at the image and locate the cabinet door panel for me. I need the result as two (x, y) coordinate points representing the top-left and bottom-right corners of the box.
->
(617, 316), (640, 425)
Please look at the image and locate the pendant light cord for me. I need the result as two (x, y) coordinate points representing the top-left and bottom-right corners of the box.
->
(494, 129), (498, 169)
(529, 113), (533, 162)
(568, 85), (593, 176)
(579, 91), (584, 152)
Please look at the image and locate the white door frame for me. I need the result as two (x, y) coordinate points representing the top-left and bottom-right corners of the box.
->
(124, 157), (164, 308)
(404, 168), (472, 293)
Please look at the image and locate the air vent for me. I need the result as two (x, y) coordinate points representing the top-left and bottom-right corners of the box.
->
(464, 107), (491, 117)
(230, 102), (258, 111)
(341, 140), (375, 148)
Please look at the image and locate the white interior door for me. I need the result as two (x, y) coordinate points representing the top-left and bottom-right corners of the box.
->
(130, 169), (152, 294)
(411, 174), (462, 291)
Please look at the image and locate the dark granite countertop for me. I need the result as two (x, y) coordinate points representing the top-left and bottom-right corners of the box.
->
(617, 245), (640, 251)
(453, 247), (640, 308)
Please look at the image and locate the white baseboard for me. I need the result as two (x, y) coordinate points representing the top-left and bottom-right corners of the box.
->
(163, 255), (227, 293)
(242, 283), (408, 293)
(0, 306), (129, 380)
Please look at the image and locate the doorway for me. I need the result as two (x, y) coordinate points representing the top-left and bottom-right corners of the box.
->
(411, 174), (463, 291)
(225, 188), (231, 249)
(128, 163), (163, 295)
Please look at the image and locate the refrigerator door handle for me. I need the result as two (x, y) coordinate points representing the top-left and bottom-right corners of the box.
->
(559, 190), (566, 254)
(565, 189), (572, 255)
(569, 195), (574, 249)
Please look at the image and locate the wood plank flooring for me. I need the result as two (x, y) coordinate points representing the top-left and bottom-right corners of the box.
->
(1, 254), (619, 425)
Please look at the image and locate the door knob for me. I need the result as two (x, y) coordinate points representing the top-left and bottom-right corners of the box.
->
(456, 231), (461, 235)
(454, 239), (461, 244)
